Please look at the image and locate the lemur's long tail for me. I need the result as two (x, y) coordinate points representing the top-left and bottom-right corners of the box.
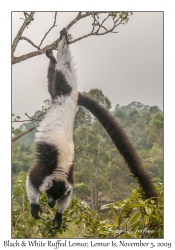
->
(78, 93), (158, 199)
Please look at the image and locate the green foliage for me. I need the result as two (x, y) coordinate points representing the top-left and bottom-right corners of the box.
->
(67, 33), (73, 42)
(149, 106), (161, 115)
(12, 172), (163, 238)
(99, 180), (163, 238)
(15, 110), (45, 145)
(12, 127), (23, 136)
(150, 143), (161, 155)
(12, 172), (81, 238)
(145, 112), (163, 148)
(88, 89), (111, 110)
(108, 12), (131, 24)
(74, 88), (111, 129)
(12, 142), (35, 176)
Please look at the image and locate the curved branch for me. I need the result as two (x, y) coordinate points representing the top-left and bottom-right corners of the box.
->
(12, 125), (38, 142)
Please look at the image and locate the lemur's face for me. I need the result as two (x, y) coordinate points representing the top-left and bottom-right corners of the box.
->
(46, 180), (67, 208)
(47, 194), (56, 208)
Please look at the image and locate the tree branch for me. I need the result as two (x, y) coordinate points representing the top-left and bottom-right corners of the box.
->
(12, 125), (38, 142)
(12, 110), (46, 123)
(12, 12), (35, 57)
(12, 12), (132, 65)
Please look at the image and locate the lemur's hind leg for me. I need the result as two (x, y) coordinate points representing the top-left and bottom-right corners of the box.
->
(52, 189), (73, 230)
(26, 174), (43, 219)
(60, 28), (69, 44)
(31, 204), (43, 219)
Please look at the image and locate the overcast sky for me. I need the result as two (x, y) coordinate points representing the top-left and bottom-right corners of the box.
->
(12, 12), (163, 127)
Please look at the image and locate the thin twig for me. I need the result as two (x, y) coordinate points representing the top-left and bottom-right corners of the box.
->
(12, 110), (46, 123)
(19, 36), (40, 50)
(39, 12), (58, 49)
(24, 112), (42, 121)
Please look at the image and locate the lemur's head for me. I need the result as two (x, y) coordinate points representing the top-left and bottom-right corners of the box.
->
(46, 180), (67, 208)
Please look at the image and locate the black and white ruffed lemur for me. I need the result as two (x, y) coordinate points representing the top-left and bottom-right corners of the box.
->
(26, 28), (77, 229)
(26, 28), (157, 230)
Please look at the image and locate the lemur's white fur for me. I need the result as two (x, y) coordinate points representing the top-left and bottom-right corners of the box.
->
(26, 178), (39, 204)
(35, 100), (77, 176)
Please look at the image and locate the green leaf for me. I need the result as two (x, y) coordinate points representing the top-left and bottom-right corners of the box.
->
(145, 206), (152, 215)
(128, 221), (141, 231)
(109, 12), (117, 18)
(129, 212), (141, 225)
(92, 22), (98, 26)
(158, 229), (163, 238)
(138, 198), (145, 204)
(100, 204), (111, 210)
(115, 215), (119, 226)
(129, 202), (145, 208)
(143, 215), (149, 226)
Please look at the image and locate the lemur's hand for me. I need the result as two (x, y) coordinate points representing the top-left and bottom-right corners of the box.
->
(46, 49), (53, 57)
(31, 204), (43, 219)
(52, 212), (62, 230)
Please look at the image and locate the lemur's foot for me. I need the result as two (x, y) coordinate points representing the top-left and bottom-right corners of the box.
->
(52, 212), (62, 230)
(60, 28), (67, 39)
(46, 49), (56, 63)
(60, 28), (69, 44)
(31, 204), (43, 219)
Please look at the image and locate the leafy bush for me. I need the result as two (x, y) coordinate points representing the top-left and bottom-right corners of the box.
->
(12, 172), (163, 238)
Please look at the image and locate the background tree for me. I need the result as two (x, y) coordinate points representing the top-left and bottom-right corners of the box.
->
(145, 112), (163, 149)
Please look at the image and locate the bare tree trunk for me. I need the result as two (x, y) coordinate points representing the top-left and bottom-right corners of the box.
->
(89, 177), (94, 211)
